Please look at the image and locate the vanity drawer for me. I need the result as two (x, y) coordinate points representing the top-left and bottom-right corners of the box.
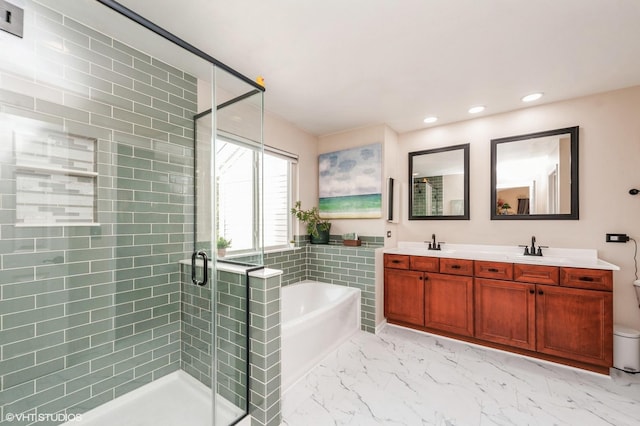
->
(410, 256), (439, 272)
(474, 261), (513, 280)
(560, 267), (613, 291)
(384, 254), (410, 269)
(440, 258), (474, 276)
(514, 263), (559, 285)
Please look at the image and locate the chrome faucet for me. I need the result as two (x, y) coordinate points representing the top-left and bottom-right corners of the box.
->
(519, 235), (546, 256)
(426, 233), (442, 251)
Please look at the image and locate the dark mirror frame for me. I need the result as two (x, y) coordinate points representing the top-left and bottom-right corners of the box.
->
(490, 126), (579, 220)
(409, 143), (470, 220)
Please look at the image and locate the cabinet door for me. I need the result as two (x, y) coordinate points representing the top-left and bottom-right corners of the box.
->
(536, 285), (613, 367)
(474, 278), (536, 350)
(384, 269), (424, 326)
(424, 273), (473, 336)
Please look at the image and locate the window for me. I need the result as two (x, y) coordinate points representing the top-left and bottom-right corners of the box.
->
(216, 134), (296, 253)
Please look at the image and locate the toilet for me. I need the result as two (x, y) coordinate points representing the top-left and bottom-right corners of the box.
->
(614, 324), (640, 373)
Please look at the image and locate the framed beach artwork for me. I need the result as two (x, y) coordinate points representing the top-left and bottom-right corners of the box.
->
(318, 143), (382, 219)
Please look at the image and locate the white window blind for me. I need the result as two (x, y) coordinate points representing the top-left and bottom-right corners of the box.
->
(263, 152), (291, 249)
(216, 133), (297, 253)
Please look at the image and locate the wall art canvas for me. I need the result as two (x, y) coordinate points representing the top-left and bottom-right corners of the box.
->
(318, 143), (382, 218)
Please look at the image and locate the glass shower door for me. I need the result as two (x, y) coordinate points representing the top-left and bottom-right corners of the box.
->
(0, 1), (263, 425)
(193, 66), (264, 424)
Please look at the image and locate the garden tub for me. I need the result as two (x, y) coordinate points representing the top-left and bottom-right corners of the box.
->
(281, 281), (361, 392)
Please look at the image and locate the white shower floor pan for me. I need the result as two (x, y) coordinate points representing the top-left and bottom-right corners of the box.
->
(64, 370), (248, 426)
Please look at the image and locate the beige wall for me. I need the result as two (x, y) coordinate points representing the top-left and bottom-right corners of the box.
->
(260, 86), (640, 330)
(383, 125), (400, 248)
(263, 110), (319, 238)
(264, 116), (397, 328)
(317, 125), (402, 328)
(396, 86), (640, 329)
(317, 125), (392, 239)
(264, 113), (402, 249)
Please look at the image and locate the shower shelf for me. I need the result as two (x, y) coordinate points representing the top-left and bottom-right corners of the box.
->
(16, 163), (99, 177)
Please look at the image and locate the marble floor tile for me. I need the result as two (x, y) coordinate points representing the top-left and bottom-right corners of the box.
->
(282, 325), (640, 425)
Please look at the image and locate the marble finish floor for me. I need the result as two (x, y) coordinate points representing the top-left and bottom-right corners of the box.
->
(282, 325), (640, 425)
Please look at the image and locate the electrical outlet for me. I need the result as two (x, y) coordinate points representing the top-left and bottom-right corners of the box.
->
(0, 0), (24, 38)
(606, 233), (629, 243)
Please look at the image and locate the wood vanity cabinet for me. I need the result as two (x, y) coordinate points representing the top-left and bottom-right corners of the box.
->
(384, 254), (473, 336)
(475, 277), (536, 350)
(425, 272), (474, 336)
(425, 258), (474, 336)
(384, 255), (424, 326)
(536, 268), (613, 367)
(477, 263), (613, 369)
(384, 254), (614, 373)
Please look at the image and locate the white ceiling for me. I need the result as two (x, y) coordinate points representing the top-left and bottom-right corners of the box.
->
(117, 0), (640, 136)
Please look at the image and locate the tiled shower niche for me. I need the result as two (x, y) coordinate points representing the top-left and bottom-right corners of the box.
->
(12, 120), (98, 226)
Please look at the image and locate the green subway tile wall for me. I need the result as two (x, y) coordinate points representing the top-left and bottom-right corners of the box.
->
(180, 265), (249, 411)
(262, 236), (382, 333)
(248, 273), (281, 426)
(180, 263), (280, 426)
(0, 2), (195, 422)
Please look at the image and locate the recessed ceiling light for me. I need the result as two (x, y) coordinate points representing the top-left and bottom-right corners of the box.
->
(468, 105), (485, 114)
(423, 116), (438, 124)
(522, 92), (543, 102)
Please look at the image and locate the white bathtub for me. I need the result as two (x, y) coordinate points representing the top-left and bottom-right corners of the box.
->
(281, 281), (361, 392)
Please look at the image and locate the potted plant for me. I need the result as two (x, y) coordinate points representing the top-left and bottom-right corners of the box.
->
(290, 201), (331, 244)
(497, 199), (511, 215)
(217, 236), (232, 257)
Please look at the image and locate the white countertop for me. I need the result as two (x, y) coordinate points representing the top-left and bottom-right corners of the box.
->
(384, 242), (620, 270)
(179, 259), (283, 277)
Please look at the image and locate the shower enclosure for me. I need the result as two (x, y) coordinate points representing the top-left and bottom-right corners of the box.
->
(0, 0), (264, 424)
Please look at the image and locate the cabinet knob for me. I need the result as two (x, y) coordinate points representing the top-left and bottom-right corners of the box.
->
(392, 260), (401, 264)
(538, 290), (544, 295)
(488, 268), (499, 273)
(579, 276), (594, 282)
(451, 265), (461, 269)
(529, 289), (535, 294)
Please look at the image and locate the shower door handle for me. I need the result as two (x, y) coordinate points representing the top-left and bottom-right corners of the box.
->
(191, 250), (209, 286)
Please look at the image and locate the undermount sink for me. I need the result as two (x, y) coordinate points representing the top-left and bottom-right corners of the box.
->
(508, 254), (569, 264)
(433, 249), (456, 255)
(409, 248), (457, 255)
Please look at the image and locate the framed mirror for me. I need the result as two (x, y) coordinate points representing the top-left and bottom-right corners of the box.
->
(409, 143), (470, 220)
(491, 126), (578, 220)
